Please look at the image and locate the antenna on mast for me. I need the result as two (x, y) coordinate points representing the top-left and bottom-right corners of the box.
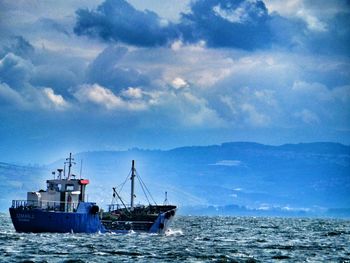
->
(65, 153), (76, 180)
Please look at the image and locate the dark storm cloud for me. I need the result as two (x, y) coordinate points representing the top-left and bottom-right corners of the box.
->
(86, 45), (150, 91)
(74, 0), (179, 47)
(74, 0), (271, 49)
(74, 0), (350, 54)
(179, 0), (272, 49)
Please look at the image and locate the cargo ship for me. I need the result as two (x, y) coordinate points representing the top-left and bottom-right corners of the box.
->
(9, 154), (176, 234)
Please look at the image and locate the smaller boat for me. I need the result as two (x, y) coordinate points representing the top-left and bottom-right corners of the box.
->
(101, 160), (177, 234)
(9, 153), (104, 233)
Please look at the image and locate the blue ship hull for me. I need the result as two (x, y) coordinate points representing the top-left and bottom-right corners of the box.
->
(9, 202), (172, 234)
(9, 202), (105, 233)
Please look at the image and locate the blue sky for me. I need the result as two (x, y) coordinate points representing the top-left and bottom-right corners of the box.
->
(0, 0), (349, 163)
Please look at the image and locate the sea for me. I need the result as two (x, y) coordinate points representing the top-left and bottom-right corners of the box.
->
(0, 214), (349, 262)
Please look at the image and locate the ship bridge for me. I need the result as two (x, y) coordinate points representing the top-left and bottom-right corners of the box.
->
(13, 153), (90, 212)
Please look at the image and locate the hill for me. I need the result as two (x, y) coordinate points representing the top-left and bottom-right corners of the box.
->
(1, 142), (349, 216)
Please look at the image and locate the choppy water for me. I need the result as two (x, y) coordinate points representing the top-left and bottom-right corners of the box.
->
(0, 214), (349, 262)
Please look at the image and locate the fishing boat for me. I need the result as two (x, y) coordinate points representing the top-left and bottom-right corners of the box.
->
(9, 154), (176, 234)
(9, 153), (104, 233)
(101, 160), (177, 234)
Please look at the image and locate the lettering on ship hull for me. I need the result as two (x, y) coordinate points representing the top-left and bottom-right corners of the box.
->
(16, 213), (35, 222)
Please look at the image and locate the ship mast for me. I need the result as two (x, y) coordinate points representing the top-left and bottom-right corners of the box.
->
(65, 153), (75, 180)
(130, 160), (136, 209)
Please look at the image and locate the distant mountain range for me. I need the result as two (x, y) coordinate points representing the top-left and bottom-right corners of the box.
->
(1, 142), (349, 217)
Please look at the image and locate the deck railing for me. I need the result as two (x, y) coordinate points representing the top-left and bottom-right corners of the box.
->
(107, 203), (147, 212)
(107, 203), (126, 212)
(11, 200), (79, 212)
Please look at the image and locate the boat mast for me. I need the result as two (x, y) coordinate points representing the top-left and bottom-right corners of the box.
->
(65, 153), (75, 180)
(131, 160), (136, 208)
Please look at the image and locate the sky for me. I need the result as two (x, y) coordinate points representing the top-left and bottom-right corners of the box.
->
(0, 0), (349, 163)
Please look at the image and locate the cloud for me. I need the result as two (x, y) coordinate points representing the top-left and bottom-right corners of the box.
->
(30, 65), (80, 96)
(0, 82), (70, 112)
(74, 0), (273, 50)
(219, 87), (277, 128)
(74, 0), (179, 47)
(241, 103), (271, 127)
(80, 41), (349, 131)
(265, 0), (350, 31)
(73, 83), (149, 111)
(291, 81), (350, 107)
(1, 30), (347, 132)
(0, 82), (26, 107)
(35, 18), (70, 36)
(142, 89), (225, 128)
(297, 9), (327, 32)
(0, 33), (89, 98)
(294, 109), (320, 124)
(180, 92), (225, 127)
(121, 87), (143, 99)
(86, 45), (150, 91)
(0, 52), (33, 89)
(288, 81), (350, 127)
(73, 0), (350, 55)
(171, 77), (188, 89)
(42, 87), (69, 110)
(265, 0), (327, 32)
(1, 36), (34, 59)
(74, 83), (125, 109)
(0, 36), (78, 112)
(210, 160), (242, 166)
(266, 0), (350, 54)
(180, 0), (271, 49)
(0, 0), (349, 162)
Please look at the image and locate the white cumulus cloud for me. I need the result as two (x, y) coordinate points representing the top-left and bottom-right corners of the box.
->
(74, 83), (125, 110)
(74, 83), (149, 111)
(172, 77), (188, 89)
(42, 87), (69, 110)
(121, 87), (143, 99)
